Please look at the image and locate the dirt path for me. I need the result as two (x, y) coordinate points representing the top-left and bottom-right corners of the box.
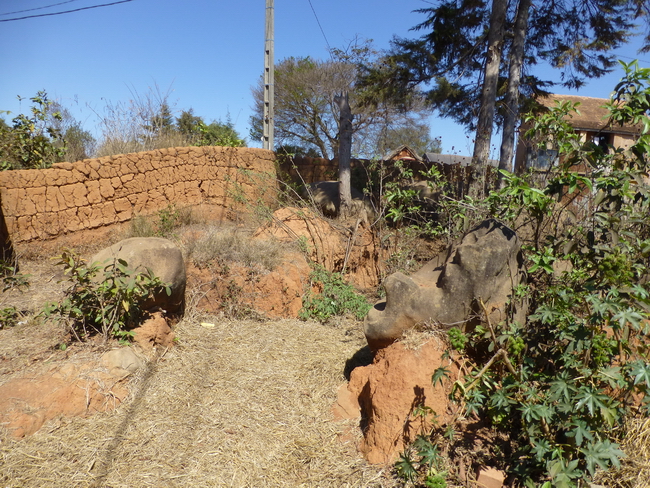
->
(0, 310), (396, 487)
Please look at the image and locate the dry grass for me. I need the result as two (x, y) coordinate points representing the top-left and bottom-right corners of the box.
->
(593, 416), (650, 488)
(0, 311), (398, 487)
(185, 224), (288, 272)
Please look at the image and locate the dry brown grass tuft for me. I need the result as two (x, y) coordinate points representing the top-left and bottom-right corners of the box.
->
(186, 224), (287, 272)
(593, 416), (650, 488)
(0, 314), (398, 487)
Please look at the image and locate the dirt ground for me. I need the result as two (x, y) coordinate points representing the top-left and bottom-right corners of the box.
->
(0, 227), (399, 488)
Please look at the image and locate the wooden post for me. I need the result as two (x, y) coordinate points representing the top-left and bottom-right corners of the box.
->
(336, 92), (353, 218)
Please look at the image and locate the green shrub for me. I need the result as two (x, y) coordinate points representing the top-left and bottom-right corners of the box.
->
(0, 306), (20, 328)
(0, 91), (66, 170)
(397, 61), (650, 487)
(42, 250), (170, 342)
(299, 264), (370, 322)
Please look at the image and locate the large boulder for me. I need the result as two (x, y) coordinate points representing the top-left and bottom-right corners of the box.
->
(90, 237), (186, 314)
(365, 219), (526, 350)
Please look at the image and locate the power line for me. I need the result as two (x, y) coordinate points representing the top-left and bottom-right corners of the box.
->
(306, 0), (333, 58)
(0, 0), (135, 22)
(0, 0), (81, 17)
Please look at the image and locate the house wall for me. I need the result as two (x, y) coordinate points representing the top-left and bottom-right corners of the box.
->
(0, 146), (277, 247)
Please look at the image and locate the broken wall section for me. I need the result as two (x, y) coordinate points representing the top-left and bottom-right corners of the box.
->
(0, 146), (277, 244)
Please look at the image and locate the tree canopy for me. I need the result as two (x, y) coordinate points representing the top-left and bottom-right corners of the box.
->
(250, 42), (439, 159)
(359, 0), (649, 169)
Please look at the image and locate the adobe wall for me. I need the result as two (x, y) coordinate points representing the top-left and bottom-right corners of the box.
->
(0, 146), (277, 248)
(277, 156), (371, 187)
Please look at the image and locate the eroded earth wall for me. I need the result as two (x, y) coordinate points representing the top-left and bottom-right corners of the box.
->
(0, 146), (277, 244)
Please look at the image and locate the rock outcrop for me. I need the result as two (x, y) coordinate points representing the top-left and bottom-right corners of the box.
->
(254, 207), (385, 289)
(365, 219), (525, 350)
(91, 237), (186, 314)
(339, 339), (457, 464)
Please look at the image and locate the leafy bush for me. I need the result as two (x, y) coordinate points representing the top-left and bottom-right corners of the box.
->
(398, 61), (650, 487)
(0, 91), (66, 170)
(42, 250), (170, 342)
(299, 264), (371, 321)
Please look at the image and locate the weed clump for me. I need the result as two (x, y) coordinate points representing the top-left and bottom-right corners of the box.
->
(41, 250), (170, 342)
(299, 264), (371, 322)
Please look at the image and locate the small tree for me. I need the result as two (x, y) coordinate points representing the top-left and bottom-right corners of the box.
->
(0, 91), (66, 170)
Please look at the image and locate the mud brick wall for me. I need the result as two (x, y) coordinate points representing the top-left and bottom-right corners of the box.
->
(0, 146), (277, 244)
(277, 156), (371, 186)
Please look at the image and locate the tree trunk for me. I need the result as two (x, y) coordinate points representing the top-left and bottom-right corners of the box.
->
(336, 92), (353, 218)
(499, 0), (531, 177)
(472, 0), (507, 167)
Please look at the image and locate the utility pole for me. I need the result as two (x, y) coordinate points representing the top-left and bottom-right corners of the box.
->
(263, 0), (274, 151)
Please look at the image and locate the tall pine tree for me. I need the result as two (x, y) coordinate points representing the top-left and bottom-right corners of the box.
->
(360, 0), (646, 169)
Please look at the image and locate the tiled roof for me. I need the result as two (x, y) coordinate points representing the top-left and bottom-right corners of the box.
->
(537, 94), (641, 134)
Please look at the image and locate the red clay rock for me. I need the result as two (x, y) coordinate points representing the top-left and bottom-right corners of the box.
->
(0, 361), (129, 438)
(346, 339), (457, 464)
(133, 312), (175, 350)
(476, 467), (506, 488)
(254, 207), (386, 289)
(187, 251), (310, 319)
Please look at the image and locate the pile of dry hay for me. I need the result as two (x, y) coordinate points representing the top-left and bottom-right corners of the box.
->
(593, 416), (650, 488)
(0, 313), (398, 487)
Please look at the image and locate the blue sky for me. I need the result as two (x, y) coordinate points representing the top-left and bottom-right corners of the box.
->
(0, 0), (648, 157)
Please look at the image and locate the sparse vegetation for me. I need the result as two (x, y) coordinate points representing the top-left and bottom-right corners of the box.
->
(396, 61), (650, 487)
(127, 203), (196, 239)
(187, 225), (284, 272)
(300, 264), (371, 322)
(0, 259), (29, 329)
(41, 250), (170, 342)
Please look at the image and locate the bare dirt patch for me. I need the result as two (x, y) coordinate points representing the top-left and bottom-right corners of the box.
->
(0, 226), (398, 487)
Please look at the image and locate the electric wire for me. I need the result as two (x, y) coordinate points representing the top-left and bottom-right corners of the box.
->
(0, 0), (135, 22)
(306, 0), (333, 59)
(0, 0), (80, 17)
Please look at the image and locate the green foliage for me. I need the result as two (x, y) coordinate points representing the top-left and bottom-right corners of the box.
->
(42, 250), (171, 342)
(1, 259), (30, 293)
(0, 91), (66, 170)
(155, 203), (187, 237)
(0, 306), (20, 328)
(394, 62), (650, 486)
(382, 160), (447, 239)
(299, 264), (371, 322)
(447, 327), (467, 352)
(396, 431), (449, 487)
(193, 116), (246, 148)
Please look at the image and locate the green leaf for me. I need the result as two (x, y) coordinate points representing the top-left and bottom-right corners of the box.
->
(395, 451), (417, 482)
(432, 366), (451, 387)
(581, 440), (625, 476)
(575, 387), (609, 416)
(567, 420), (594, 447)
(628, 360), (650, 388)
(596, 366), (624, 389)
